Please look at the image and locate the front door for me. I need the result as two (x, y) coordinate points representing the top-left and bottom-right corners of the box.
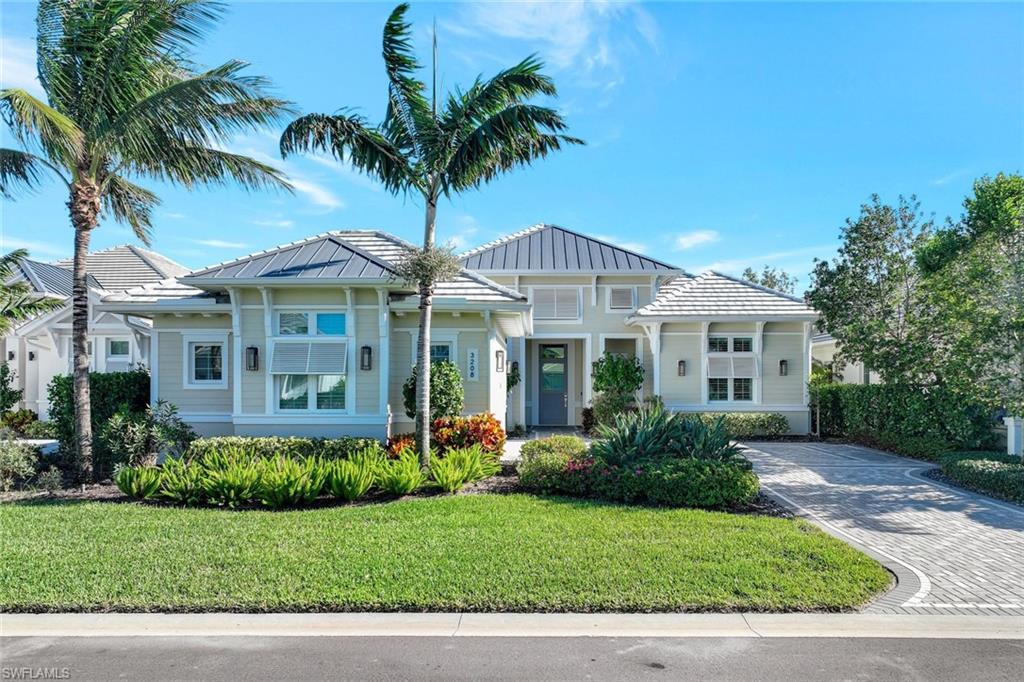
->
(538, 344), (568, 425)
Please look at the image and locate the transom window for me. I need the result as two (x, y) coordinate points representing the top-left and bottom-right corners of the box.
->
(708, 337), (729, 352)
(732, 337), (753, 353)
(107, 339), (130, 357)
(278, 311), (346, 336)
(709, 336), (752, 352)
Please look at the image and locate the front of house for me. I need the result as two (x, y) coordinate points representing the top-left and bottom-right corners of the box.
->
(99, 225), (816, 438)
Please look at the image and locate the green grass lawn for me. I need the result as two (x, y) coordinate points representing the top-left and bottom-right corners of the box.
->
(0, 494), (890, 613)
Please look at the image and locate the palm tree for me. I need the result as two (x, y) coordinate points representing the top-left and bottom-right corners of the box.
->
(281, 3), (582, 466)
(0, 249), (65, 335)
(0, 0), (292, 480)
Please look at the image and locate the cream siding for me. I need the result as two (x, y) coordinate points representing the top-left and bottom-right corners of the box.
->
(155, 328), (232, 414)
(761, 327), (804, 405)
(239, 307), (265, 414)
(355, 307), (380, 414)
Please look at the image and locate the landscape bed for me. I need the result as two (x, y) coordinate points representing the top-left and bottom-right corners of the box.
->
(0, 494), (890, 613)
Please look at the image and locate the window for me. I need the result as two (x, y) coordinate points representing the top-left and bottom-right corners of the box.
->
(278, 374), (308, 410)
(316, 375), (346, 409)
(107, 339), (129, 357)
(708, 378), (729, 401)
(732, 337), (753, 353)
(733, 378), (752, 401)
(278, 311), (346, 336)
(533, 288), (580, 320)
(708, 337), (729, 352)
(279, 312), (309, 335)
(430, 343), (451, 364)
(189, 342), (224, 385)
(276, 374), (346, 411)
(608, 287), (635, 310)
(316, 313), (346, 336)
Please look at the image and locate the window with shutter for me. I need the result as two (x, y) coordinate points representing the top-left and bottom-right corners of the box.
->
(271, 341), (348, 374)
(533, 288), (580, 320)
(608, 287), (635, 310)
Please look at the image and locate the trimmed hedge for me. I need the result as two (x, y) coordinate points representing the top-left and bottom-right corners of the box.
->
(186, 436), (383, 462)
(48, 369), (150, 474)
(939, 451), (1024, 505)
(696, 412), (790, 439)
(810, 382), (996, 460)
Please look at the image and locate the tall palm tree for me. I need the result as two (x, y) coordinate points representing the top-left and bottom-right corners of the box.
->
(281, 3), (582, 465)
(0, 0), (292, 480)
(0, 249), (66, 335)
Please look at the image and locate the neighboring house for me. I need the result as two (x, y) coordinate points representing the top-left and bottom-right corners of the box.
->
(463, 225), (818, 433)
(810, 333), (880, 385)
(1, 245), (189, 419)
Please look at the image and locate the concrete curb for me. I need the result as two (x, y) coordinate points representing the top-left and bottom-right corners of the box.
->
(2, 613), (1022, 639)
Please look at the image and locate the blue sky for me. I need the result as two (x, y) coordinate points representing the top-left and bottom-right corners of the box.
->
(2, 1), (1022, 290)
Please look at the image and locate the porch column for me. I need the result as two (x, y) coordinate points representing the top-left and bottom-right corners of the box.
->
(650, 323), (662, 397)
(1006, 416), (1023, 458)
(377, 288), (390, 418)
(228, 289), (241, 416)
(518, 336), (526, 426)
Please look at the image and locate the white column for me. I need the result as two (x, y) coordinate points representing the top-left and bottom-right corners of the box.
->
(755, 321), (765, 404)
(650, 323), (662, 398)
(149, 329), (159, 406)
(700, 322), (709, 404)
(802, 321), (812, 407)
(1005, 416), (1023, 457)
(259, 287), (274, 414)
(583, 334), (593, 406)
(518, 336), (526, 427)
(377, 288), (390, 417)
(228, 289), (242, 416)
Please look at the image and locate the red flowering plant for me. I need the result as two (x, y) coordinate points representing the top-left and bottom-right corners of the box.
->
(431, 413), (506, 458)
(386, 433), (416, 458)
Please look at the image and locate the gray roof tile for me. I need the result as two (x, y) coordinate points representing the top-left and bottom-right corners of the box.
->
(56, 245), (189, 291)
(632, 271), (816, 319)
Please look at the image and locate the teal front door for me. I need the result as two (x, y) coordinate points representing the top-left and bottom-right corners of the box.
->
(538, 344), (568, 425)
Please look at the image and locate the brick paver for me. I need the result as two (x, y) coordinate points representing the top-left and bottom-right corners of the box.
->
(742, 441), (1024, 615)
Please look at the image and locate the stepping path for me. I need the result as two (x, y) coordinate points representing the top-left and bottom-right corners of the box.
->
(743, 441), (1024, 615)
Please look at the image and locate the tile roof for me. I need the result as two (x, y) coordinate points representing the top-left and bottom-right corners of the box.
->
(631, 271), (817, 319)
(459, 224), (680, 273)
(56, 245), (189, 291)
(101, 277), (219, 305)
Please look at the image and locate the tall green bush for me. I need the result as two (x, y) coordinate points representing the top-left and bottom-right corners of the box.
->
(402, 360), (464, 420)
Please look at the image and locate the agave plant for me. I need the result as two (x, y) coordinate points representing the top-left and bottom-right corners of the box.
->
(158, 456), (205, 506)
(589, 403), (690, 465)
(378, 449), (426, 496)
(256, 456), (326, 509)
(324, 449), (380, 502)
(114, 465), (161, 500)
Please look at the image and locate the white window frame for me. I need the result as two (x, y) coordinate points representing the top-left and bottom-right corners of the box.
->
(106, 337), (131, 359)
(529, 286), (583, 324)
(275, 310), (347, 337)
(182, 331), (229, 390)
(605, 285), (637, 313)
(274, 373), (348, 414)
(704, 333), (759, 404)
(430, 341), (453, 364)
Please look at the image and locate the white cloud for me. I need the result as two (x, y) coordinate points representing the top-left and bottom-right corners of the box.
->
(673, 230), (720, 251)
(193, 239), (249, 249)
(690, 244), (837, 276)
(441, 214), (482, 252)
(289, 178), (344, 211)
(0, 236), (68, 259)
(0, 38), (43, 95)
(162, 212), (187, 220)
(252, 218), (295, 229)
(594, 233), (648, 255)
(307, 155), (383, 193)
(931, 168), (971, 186)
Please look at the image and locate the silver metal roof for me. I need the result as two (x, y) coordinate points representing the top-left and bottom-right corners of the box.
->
(459, 224), (680, 273)
(9, 259), (100, 297)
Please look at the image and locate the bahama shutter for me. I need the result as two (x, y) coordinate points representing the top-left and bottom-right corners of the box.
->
(271, 341), (348, 374)
(731, 356), (759, 378)
(555, 288), (579, 318)
(533, 289), (557, 319)
(609, 287), (635, 310)
(706, 356), (732, 378)
(706, 356), (760, 378)
(308, 342), (347, 374)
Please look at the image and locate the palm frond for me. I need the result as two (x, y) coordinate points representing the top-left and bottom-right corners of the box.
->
(0, 249), (65, 334)
(130, 143), (292, 193)
(280, 112), (414, 194)
(0, 148), (62, 198)
(103, 175), (160, 244)
(381, 3), (436, 164)
(0, 88), (83, 165)
(0, 249), (30, 281)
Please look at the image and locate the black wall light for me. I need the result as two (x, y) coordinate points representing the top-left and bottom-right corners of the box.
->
(779, 359), (789, 376)
(360, 345), (373, 371)
(6, 351), (13, 361)
(495, 350), (505, 372)
(245, 346), (259, 371)
(677, 360), (686, 376)
(28, 351), (35, 361)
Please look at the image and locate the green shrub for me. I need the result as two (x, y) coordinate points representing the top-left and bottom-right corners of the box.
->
(429, 455), (468, 493)
(114, 466), (162, 500)
(941, 455), (1024, 504)
(518, 450), (580, 495)
(48, 368), (150, 470)
(2, 409), (38, 435)
(158, 457), (206, 506)
(378, 450), (426, 495)
(324, 449), (380, 501)
(591, 352), (645, 394)
(590, 404), (743, 466)
(590, 390), (635, 429)
(256, 457), (326, 509)
(0, 439), (37, 491)
(520, 435), (588, 462)
(430, 445), (499, 492)
(22, 420), (56, 439)
(0, 361), (23, 413)
(35, 466), (63, 492)
(201, 457), (261, 508)
(698, 412), (790, 439)
(402, 360), (464, 420)
(98, 406), (151, 471)
(186, 436), (382, 463)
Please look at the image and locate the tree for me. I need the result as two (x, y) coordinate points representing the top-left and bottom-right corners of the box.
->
(280, 3), (581, 466)
(742, 265), (797, 295)
(402, 360), (464, 421)
(0, 0), (291, 480)
(806, 195), (937, 383)
(0, 249), (64, 335)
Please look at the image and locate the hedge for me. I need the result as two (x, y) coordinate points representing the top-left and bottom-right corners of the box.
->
(48, 368), (150, 475)
(696, 412), (790, 439)
(810, 382), (996, 459)
(186, 436), (383, 462)
(939, 451), (1024, 505)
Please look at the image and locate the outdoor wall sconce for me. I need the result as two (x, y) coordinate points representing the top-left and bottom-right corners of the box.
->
(28, 351), (35, 361)
(360, 345), (373, 371)
(677, 360), (686, 376)
(779, 359), (789, 376)
(6, 351), (13, 361)
(511, 360), (519, 374)
(245, 346), (259, 372)
(495, 350), (505, 372)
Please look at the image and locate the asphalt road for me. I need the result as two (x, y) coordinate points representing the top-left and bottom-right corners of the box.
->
(2, 636), (1022, 681)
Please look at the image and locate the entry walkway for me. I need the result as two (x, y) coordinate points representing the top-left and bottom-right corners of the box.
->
(742, 441), (1024, 615)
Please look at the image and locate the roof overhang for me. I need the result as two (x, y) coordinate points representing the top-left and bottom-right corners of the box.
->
(627, 313), (819, 325)
(96, 300), (229, 316)
(181, 277), (400, 288)
(468, 269), (684, 276)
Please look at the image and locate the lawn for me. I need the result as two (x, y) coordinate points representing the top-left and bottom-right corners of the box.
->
(0, 494), (890, 612)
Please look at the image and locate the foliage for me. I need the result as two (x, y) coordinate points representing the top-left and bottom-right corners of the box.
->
(1, 409), (38, 435)
(0, 439), (37, 491)
(741, 265), (797, 295)
(255, 457), (326, 509)
(187, 436), (383, 462)
(520, 435), (589, 462)
(810, 382), (996, 458)
(35, 466), (63, 493)
(0, 495), (892, 612)
(0, 251), (64, 335)
(590, 390), (635, 430)
(0, 362), (23, 413)
(506, 360), (521, 394)
(48, 368), (150, 470)
(444, 445), (501, 483)
(431, 413), (505, 457)
(157, 457), (205, 507)
(21, 420), (56, 439)
(377, 449), (426, 496)
(429, 454), (470, 493)
(581, 407), (596, 434)
(940, 454), (1024, 505)
(517, 451), (581, 496)
(591, 352), (645, 395)
(324, 450), (380, 502)
(97, 401), (195, 474)
(386, 433), (416, 458)
(114, 466), (162, 500)
(402, 360), (464, 421)
(200, 457), (262, 509)
(392, 245), (463, 291)
(696, 412), (790, 439)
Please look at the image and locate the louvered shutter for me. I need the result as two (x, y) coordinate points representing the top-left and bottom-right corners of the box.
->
(534, 289), (557, 319)
(308, 342), (347, 373)
(609, 287), (634, 310)
(732, 356), (759, 378)
(707, 356), (732, 378)
(555, 289), (579, 318)
(271, 341), (348, 374)
(271, 343), (310, 374)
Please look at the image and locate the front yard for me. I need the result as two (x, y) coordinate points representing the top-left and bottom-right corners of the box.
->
(0, 494), (890, 613)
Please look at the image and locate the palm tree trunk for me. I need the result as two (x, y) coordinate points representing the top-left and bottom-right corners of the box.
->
(68, 178), (100, 481)
(414, 193), (438, 468)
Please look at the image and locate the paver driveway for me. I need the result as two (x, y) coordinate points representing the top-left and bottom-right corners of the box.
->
(742, 441), (1024, 615)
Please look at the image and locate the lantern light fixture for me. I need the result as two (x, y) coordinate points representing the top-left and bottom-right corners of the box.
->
(779, 359), (789, 376)
(360, 345), (373, 371)
(677, 360), (686, 376)
(245, 346), (259, 371)
(495, 349), (505, 372)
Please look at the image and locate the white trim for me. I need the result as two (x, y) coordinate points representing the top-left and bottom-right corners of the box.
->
(150, 331), (159, 405)
(802, 321), (812, 406)
(273, 373), (348, 415)
(377, 288), (390, 417)
(528, 332), (593, 409)
(664, 403), (809, 412)
(260, 287), (274, 412)
(604, 285), (637, 313)
(178, 412), (232, 423)
(518, 336), (526, 426)
(181, 331), (230, 390)
(755, 322), (765, 404)
(700, 322), (709, 404)
(232, 414), (389, 426)
(528, 286), (583, 324)
(228, 289), (242, 415)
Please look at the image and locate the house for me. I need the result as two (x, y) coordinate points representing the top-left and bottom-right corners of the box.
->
(810, 333), (880, 385)
(2, 245), (189, 419)
(99, 225), (817, 438)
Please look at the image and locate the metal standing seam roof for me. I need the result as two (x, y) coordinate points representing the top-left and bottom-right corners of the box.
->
(55, 245), (190, 291)
(9, 258), (102, 297)
(631, 271), (817, 318)
(459, 223), (681, 273)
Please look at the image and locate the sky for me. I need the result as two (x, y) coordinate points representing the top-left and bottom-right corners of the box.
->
(1, 1), (1022, 291)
